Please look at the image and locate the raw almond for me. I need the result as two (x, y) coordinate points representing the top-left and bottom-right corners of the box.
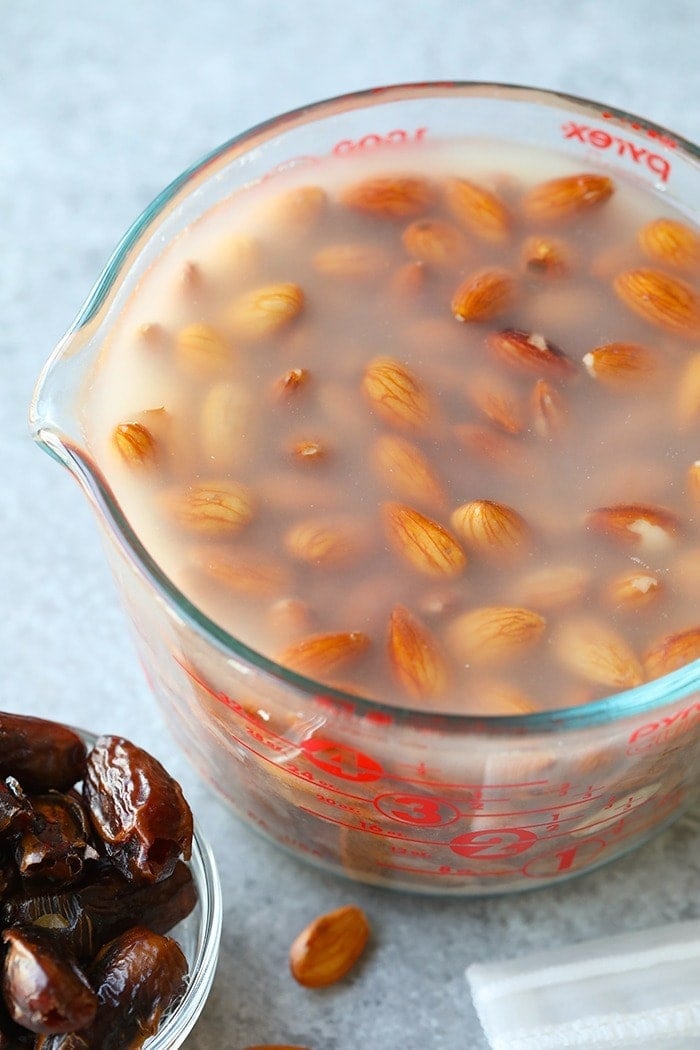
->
(289, 438), (330, 463)
(451, 268), (516, 323)
(313, 242), (390, 280)
(509, 564), (590, 611)
(176, 322), (232, 372)
(362, 356), (431, 431)
(469, 678), (537, 715)
(444, 177), (512, 242)
(112, 421), (158, 467)
(450, 499), (529, 559)
(522, 173), (614, 222)
(200, 381), (252, 468)
(372, 433), (446, 509)
(381, 502), (467, 578)
(167, 481), (255, 536)
(226, 282), (305, 341)
(193, 547), (291, 598)
(603, 570), (662, 611)
(586, 503), (680, 551)
(387, 604), (448, 700)
(644, 626), (700, 680)
(401, 218), (468, 269)
(289, 904), (370, 987)
(637, 217), (700, 272)
(582, 341), (658, 388)
(340, 175), (435, 219)
(554, 618), (644, 688)
(206, 233), (262, 286)
(520, 234), (573, 277)
(447, 606), (546, 664)
(261, 184), (328, 231)
(466, 371), (524, 435)
(489, 328), (577, 378)
(284, 517), (366, 568)
(530, 378), (568, 437)
(613, 268), (700, 339)
(676, 352), (700, 426)
(279, 632), (370, 679)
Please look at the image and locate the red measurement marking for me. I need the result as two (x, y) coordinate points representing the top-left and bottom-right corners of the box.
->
(332, 126), (428, 155)
(627, 699), (700, 753)
(561, 121), (671, 182)
(373, 792), (460, 828)
(300, 738), (384, 781)
(521, 837), (608, 878)
(449, 827), (537, 860)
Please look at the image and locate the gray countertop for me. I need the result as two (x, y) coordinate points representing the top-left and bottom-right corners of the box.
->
(3, 2), (700, 1047)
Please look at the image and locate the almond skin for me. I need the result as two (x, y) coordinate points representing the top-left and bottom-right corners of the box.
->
(284, 518), (365, 568)
(167, 481), (255, 536)
(289, 904), (370, 988)
(387, 605), (448, 700)
(279, 632), (370, 679)
(451, 268), (516, 322)
(489, 329), (577, 378)
(362, 357), (431, 431)
(401, 218), (468, 269)
(444, 177), (512, 242)
(554, 618), (644, 689)
(226, 282), (305, 341)
(613, 268), (700, 339)
(446, 606), (546, 664)
(340, 175), (435, 219)
(381, 502), (467, 578)
(450, 499), (529, 559)
(522, 173), (614, 222)
(112, 422), (158, 467)
(372, 433), (446, 509)
(644, 627), (700, 680)
(637, 217), (700, 272)
(586, 504), (680, 551)
(582, 341), (658, 388)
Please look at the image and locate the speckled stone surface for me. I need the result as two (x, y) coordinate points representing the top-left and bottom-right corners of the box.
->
(3, 3), (700, 1047)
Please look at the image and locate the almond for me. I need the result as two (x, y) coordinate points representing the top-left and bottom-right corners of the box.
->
(447, 606), (546, 664)
(176, 322), (232, 372)
(644, 626), (700, 680)
(603, 570), (663, 611)
(444, 177), (512, 242)
(279, 633), (370, 680)
(554, 618), (644, 689)
(381, 502), (467, 578)
(520, 234), (573, 277)
(451, 268), (516, 323)
(530, 378), (568, 437)
(272, 367), (310, 401)
(466, 371), (525, 435)
(469, 678), (537, 715)
(200, 381), (252, 469)
(193, 547), (291, 598)
(450, 499), (529, 559)
(290, 438), (330, 463)
(206, 233), (262, 286)
(586, 503), (680, 551)
(522, 173), (614, 222)
(676, 352), (700, 426)
(313, 242), (390, 280)
(401, 218), (468, 269)
(389, 259), (427, 299)
(362, 357), (431, 431)
(637, 217), (700, 272)
(371, 433), (446, 509)
(266, 597), (314, 643)
(582, 341), (658, 388)
(167, 481), (255, 536)
(261, 184), (328, 231)
(489, 328), (577, 378)
(613, 268), (700, 339)
(226, 282), (305, 341)
(284, 517), (366, 568)
(289, 904), (370, 987)
(112, 421), (158, 467)
(509, 564), (590, 611)
(340, 175), (435, 219)
(387, 605), (448, 700)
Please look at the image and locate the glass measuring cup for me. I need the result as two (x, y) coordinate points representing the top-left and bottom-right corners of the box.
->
(30, 83), (700, 894)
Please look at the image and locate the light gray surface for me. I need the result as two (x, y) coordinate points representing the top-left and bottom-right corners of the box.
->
(2, 3), (700, 1047)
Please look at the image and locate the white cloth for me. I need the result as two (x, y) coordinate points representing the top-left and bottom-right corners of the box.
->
(467, 920), (700, 1049)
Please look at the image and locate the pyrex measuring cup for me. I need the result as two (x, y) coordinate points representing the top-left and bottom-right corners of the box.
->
(30, 83), (700, 894)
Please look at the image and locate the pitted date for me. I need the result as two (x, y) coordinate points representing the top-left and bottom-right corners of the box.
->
(0, 716), (86, 794)
(16, 793), (95, 886)
(83, 737), (193, 884)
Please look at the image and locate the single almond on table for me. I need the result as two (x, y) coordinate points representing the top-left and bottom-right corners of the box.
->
(451, 268), (516, 322)
(167, 481), (255, 536)
(112, 421), (158, 467)
(446, 606), (546, 664)
(530, 378), (568, 437)
(289, 904), (370, 988)
(371, 433), (446, 509)
(613, 268), (700, 339)
(340, 175), (435, 219)
(554, 618), (644, 689)
(387, 604), (448, 700)
(450, 499), (529, 559)
(176, 322), (232, 372)
(586, 503), (680, 551)
(582, 341), (659, 388)
(362, 356), (431, 431)
(644, 626), (700, 680)
(521, 173), (614, 222)
(401, 218), (468, 269)
(313, 242), (390, 280)
(382, 502), (467, 578)
(226, 282), (305, 341)
(489, 328), (577, 378)
(279, 632), (370, 679)
(603, 570), (663, 611)
(520, 234), (573, 276)
(444, 176), (512, 242)
(637, 217), (700, 272)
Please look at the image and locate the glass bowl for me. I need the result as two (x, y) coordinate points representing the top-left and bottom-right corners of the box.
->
(30, 83), (700, 896)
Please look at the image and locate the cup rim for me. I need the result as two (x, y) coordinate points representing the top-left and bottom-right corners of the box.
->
(34, 82), (700, 736)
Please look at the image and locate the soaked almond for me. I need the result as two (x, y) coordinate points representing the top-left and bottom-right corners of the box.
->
(280, 632), (371, 679)
(340, 175), (435, 219)
(586, 504), (680, 551)
(451, 268), (516, 322)
(489, 329), (577, 378)
(444, 177), (512, 242)
(582, 342), (659, 389)
(508, 565), (590, 611)
(520, 234), (573, 276)
(372, 433), (446, 509)
(226, 282), (305, 341)
(387, 605), (448, 701)
(466, 371), (525, 435)
(193, 547), (291, 598)
(450, 499), (529, 560)
(613, 268), (700, 339)
(381, 503), (467, 578)
(362, 357), (431, 431)
(521, 173), (614, 222)
(530, 379), (568, 437)
(177, 323), (232, 372)
(637, 217), (700, 272)
(603, 570), (663, 611)
(112, 421), (158, 467)
(200, 381), (252, 469)
(284, 517), (366, 569)
(446, 606), (546, 665)
(554, 618), (644, 689)
(644, 627), (700, 680)
(167, 481), (255, 536)
(401, 218), (468, 269)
